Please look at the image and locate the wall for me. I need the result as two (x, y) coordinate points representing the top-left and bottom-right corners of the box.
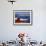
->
(0, 0), (46, 42)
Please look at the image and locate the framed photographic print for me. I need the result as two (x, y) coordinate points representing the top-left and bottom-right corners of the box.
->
(13, 10), (33, 25)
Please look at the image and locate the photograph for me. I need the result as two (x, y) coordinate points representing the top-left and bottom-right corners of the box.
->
(13, 10), (32, 25)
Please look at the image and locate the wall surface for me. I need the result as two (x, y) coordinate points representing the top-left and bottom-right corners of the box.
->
(0, 0), (46, 42)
